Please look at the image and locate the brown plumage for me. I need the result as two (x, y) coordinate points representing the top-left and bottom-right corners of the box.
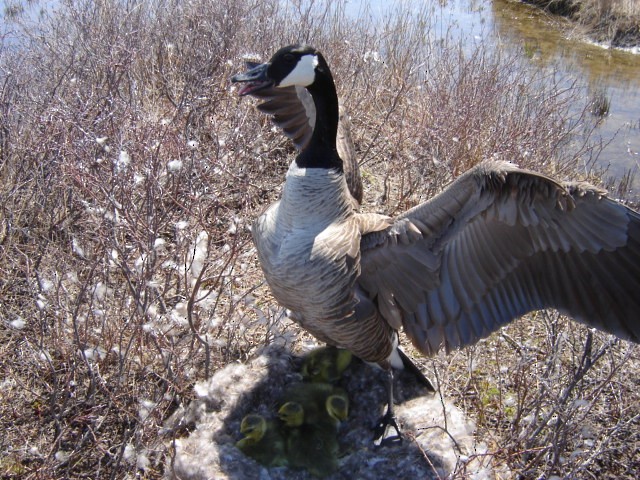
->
(232, 44), (640, 443)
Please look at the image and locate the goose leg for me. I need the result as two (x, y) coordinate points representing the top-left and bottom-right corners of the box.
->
(373, 369), (403, 446)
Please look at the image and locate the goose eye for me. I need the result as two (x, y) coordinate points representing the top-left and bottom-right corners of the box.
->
(283, 53), (295, 63)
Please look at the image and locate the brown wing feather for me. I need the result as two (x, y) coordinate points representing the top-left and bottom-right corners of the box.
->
(247, 81), (363, 204)
(360, 161), (640, 356)
(336, 107), (362, 204)
(250, 85), (314, 151)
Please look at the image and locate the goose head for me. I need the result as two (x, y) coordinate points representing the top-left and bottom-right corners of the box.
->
(233, 45), (341, 170)
(232, 45), (327, 95)
(326, 394), (349, 423)
(237, 414), (267, 443)
(278, 401), (305, 427)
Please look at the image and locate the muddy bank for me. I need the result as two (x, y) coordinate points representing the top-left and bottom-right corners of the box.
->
(521, 0), (640, 47)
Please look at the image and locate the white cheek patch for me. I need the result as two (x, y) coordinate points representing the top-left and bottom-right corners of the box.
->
(279, 54), (318, 88)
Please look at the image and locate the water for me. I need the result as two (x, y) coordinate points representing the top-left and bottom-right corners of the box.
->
(5, 0), (639, 192)
(490, 0), (640, 192)
(346, 0), (640, 194)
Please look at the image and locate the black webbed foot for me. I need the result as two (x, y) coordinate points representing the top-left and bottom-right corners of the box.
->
(373, 408), (403, 447)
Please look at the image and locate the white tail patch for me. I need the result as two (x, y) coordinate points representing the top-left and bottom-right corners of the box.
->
(388, 333), (404, 369)
(279, 54), (318, 88)
(389, 348), (404, 370)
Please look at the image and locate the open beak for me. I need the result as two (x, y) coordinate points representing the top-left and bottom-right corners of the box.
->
(231, 62), (272, 96)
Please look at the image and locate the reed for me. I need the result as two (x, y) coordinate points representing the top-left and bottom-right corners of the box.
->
(523, 0), (640, 46)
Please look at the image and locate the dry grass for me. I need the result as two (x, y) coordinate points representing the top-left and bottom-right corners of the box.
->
(0, 0), (638, 478)
(522, 0), (640, 46)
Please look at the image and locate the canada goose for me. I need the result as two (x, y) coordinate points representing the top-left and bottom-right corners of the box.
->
(232, 44), (640, 445)
(278, 393), (344, 477)
(278, 396), (348, 428)
(301, 346), (353, 384)
(280, 415), (340, 477)
(326, 395), (349, 424)
(235, 414), (288, 467)
(279, 382), (349, 428)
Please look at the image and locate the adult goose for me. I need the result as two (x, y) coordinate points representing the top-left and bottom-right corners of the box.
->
(232, 44), (640, 444)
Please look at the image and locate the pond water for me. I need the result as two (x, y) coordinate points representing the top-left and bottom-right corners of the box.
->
(347, 0), (640, 196)
(5, 0), (638, 193)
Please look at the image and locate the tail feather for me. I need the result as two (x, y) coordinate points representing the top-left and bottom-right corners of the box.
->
(397, 347), (436, 392)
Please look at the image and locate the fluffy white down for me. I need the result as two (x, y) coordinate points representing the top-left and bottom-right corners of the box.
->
(164, 340), (510, 479)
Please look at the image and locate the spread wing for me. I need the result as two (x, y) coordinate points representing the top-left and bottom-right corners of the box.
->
(359, 161), (640, 356)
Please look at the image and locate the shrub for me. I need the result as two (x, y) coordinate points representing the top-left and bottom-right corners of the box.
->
(0, 1), (637, 478)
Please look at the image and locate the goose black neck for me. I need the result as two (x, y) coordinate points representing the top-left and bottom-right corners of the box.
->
(295, 60), (343, 171)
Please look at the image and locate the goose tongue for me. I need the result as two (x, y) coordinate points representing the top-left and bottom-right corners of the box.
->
(231, 62), (273, 96)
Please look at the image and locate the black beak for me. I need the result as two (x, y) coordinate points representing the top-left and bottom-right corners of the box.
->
(231, 62), (272, 96)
